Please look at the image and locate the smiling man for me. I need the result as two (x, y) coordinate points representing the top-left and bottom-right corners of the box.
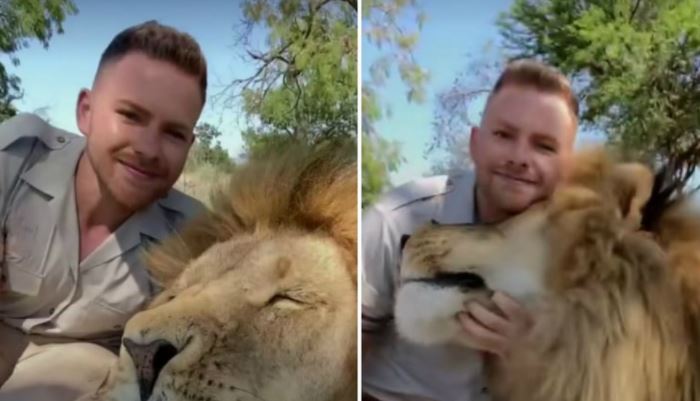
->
(0, 21), (207, 401)
(469, 64), (577, 225)
(362, 59), (578, 401)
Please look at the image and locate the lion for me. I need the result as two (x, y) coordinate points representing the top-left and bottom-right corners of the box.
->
(394, 147), (700, 401)
(81, 142), (357, 401)
(647, 182), (700, 377)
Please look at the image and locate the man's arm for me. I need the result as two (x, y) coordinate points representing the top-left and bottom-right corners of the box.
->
(361, 206), (400, 356)
(0, 114), (58, 295)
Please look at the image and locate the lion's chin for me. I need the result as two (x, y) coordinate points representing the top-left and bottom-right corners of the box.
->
(395, 281), (490, 348)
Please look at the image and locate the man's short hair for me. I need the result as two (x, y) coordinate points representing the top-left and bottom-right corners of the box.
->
(96, 20), (207, 104)
(489, 58), (578, 122)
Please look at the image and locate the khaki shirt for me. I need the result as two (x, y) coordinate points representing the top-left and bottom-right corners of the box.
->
(0, 114), (204, 351)
(362, 172), (489, 401)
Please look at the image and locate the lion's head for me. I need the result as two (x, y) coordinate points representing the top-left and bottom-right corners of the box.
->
(90, 142), (357, 401)
(395, 147), (698, 401)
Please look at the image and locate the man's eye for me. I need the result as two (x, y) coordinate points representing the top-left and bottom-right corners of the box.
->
(118, 109), (139, 122)
(166, 130), (186, 140)
(494, 130), (511, 139)
(536, 142), (557, 153)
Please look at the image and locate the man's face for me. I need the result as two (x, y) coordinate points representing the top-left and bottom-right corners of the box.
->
(77, 52), (202, 211)
(470, 84), (576, 216)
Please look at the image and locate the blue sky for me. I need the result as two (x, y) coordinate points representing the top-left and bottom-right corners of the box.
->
(8, 0), (260, 158)
(362, 1), (606, 186)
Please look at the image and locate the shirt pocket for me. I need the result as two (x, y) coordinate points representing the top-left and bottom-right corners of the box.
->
(61, 297), (132, 340)
(3, 225), (49, 297)
(96, 265), (152, 314)
(70, 285), (149, 339)
(3, 199), (53, 295)
(77, 295), (148, 340)
(84, 298), (135, 334)
(4, 266), (43, 297)
(84, 267), (152, 334)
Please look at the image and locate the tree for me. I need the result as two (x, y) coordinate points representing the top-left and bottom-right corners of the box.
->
(219, 0), (357, 160)
(188, 123), (234, 171)
(460, 0), (699, 195)
(362, 134), (401, 207)
(427, 132), (472, 176)
(361, 0), (427, 206)
(0, 0), (77, 121)
(430, 51), (505, 174)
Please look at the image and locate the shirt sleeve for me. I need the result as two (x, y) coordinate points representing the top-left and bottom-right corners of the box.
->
(361, 205), (401, 333)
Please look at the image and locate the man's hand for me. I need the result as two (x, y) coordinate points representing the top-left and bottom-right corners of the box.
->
(457, 291), (533, 358)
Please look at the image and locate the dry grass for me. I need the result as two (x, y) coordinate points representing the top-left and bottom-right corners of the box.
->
(174, 163), (230, 207)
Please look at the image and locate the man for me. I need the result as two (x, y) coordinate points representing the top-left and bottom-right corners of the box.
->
(362, 59), (579, 401)
(0, 21), (207, 400)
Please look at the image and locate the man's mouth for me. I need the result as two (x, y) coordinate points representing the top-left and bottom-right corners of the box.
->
(494, 171), (536, 185)
(119, 160), (159, 180)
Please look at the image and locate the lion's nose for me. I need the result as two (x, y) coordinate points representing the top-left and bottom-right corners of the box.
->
(123, 337), (179, 401)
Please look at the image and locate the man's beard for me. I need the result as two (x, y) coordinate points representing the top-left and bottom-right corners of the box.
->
(87, 148), (165, 213)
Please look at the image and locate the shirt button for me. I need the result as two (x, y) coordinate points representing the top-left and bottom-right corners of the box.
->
(48, 308), (55, 314)
(56, 136), (65, 144)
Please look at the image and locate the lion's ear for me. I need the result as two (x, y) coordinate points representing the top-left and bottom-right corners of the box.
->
(611, 162), (654, 230)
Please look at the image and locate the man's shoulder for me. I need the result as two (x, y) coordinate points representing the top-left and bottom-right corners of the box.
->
(158, 188), (207, 223)
(0, 113), (82, 152)
(373, 171), (473, 213)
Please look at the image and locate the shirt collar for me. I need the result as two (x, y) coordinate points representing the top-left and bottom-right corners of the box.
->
(22, 133), (85, 200)
(434, 171), (478, 225)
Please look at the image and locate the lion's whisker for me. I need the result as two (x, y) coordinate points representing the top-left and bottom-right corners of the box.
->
(225, 385), (268, 401)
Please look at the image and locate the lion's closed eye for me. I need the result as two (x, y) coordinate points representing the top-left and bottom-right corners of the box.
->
(266, 293), (306, 310)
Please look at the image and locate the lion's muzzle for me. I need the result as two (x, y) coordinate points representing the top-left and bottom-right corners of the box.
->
(123, 338), (179, 401)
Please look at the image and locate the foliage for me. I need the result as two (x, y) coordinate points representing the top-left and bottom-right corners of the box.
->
(433, 0), (700, 195)
(186, 123), (234, 172)
(0, 0), (77, 121)
(222, 0), (357, 160)
(362, 134), (402, 207)
(361, 0), (426, 206)
(430, 51), (505, 173)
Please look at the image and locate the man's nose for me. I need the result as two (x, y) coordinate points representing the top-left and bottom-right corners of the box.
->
(131, 127), (160, 160)
(506, 141), (530, 170)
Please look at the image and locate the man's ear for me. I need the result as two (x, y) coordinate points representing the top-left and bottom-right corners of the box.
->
(469, 126), (479, 159)
(76, 89), (92, 137)
(611, 162), (654, 230)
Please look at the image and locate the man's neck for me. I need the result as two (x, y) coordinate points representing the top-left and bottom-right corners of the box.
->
(474, 187), (513, 225)
(74, 153), (133, 233)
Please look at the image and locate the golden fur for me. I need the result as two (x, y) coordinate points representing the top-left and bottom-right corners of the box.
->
(147, 141), (357, 288)
(395, 147), (700, 401)
(655, 198), (700, 377)
(86, 142), (357, 401)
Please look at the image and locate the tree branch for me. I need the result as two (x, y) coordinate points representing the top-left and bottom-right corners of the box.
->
(342, 0), (357, 11)
(629, 0), (642, 22)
